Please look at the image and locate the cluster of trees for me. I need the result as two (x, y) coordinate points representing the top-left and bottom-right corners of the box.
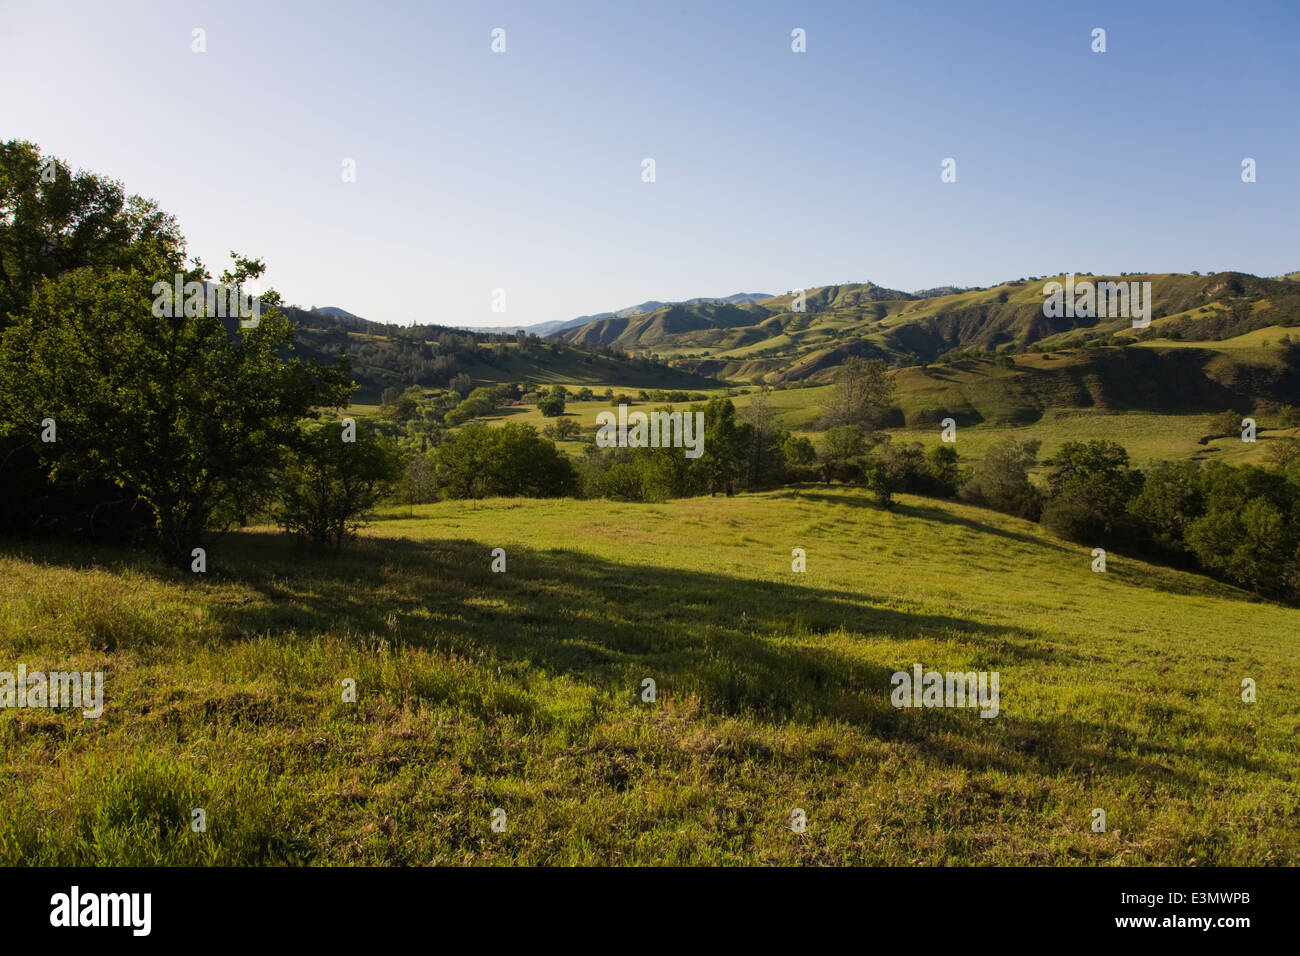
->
(0, 141), (392, 560)
(433, 423), (576, 498)
(444, 384), (513, 426)
(391, 392), (793, 505)
(810, 428), (961, 506)
(536, 385), (566, 417)
(575, 395), (782, 500)
(955, 434), (1300, 600)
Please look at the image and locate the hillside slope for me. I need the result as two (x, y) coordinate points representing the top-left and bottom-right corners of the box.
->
(552, 273), (1300, 388)
(2, 489), (1295, 865)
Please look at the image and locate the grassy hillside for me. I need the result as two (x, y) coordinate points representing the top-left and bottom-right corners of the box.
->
(2, 489), (1295, 865)
(549, 274), (1300, 398)
(891, 348), (1298, 424)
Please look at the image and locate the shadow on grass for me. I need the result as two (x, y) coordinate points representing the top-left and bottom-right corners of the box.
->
(1, 526), (1230, 785)
(209, 533), (1036, 707)
(768, 487), (1072, 554)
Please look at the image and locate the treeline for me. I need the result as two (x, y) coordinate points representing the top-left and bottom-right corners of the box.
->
(395, 380), (952, 507)
(292, 311), (487, 392)
(957, 435), (1300, 602)
(292, 310), (688, 397)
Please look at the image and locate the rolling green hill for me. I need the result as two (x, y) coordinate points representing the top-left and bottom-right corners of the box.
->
(891, 346), (1299, 425)
(524, 273), (1300, 429)
(550, 272), (1300, 390)
(287, 274), (1300, 436)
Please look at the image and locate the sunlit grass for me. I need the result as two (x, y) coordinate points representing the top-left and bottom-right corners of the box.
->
(1, 486), (1296, 864)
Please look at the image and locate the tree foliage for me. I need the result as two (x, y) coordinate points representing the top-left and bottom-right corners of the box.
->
(435, 423), (576, 498)
(822, 357), (895, 430)
(278, 420), (399, 550)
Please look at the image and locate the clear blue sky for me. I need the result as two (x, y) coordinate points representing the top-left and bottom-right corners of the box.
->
(2, 0), (1296, 326)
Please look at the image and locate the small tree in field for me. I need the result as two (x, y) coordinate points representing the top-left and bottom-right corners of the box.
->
(537, 384), (566, 417)
(1208, 409), (1242, 439)
(819, 425), (868, 484)
(783, 434), (816, 466)
(278, 421), (398, 550)
(1040, 440), (1144, 543)
(822, 356), (894, 431)
(959, 437), (1042, 520)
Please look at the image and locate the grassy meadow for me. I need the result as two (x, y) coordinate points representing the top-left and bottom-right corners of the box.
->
(1, 487), (1296, 865)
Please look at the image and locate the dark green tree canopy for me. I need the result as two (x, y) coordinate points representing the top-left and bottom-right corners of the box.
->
(0, 140), (182, 322)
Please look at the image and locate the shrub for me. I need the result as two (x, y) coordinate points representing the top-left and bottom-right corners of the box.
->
(822, 425), (867, 464)
(541, 418), (581, 441)
(537, 384), (566, 417)
(925, 444), (961, 497)
(959, 438), (1042, 520)
(1208, 409), (1243, 439)
(278, 421), (399, 550)
(395, 450), (439, 506)
(783, 435), (816, 466)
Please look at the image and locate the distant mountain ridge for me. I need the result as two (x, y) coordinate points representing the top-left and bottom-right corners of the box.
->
(282, 271), (1300, 420)
(313, 305), (366, 323)
(545, 272), (1300, 388)
(462, 292), (772, 337)
(298, 271), (1300, 395)
(570, 292), (772, 324)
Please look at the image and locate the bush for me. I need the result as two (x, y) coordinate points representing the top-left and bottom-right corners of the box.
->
(449, 372), (472, 398)
(445, 385), (508, 426)
(864, 457), (898, 506)
(537, 384), (566, 417)
(925, 444), (961, 497)
(1208, 409), (1243, 439)
(541, 418), (581, 441)
(822, 425), (867, 464)
(959, 438), (1042, 520)
(874, 441), (928, 497)
(395, 450), (439, 506)
(783, 435), (816, 466)
(278, 421), (399, 550)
